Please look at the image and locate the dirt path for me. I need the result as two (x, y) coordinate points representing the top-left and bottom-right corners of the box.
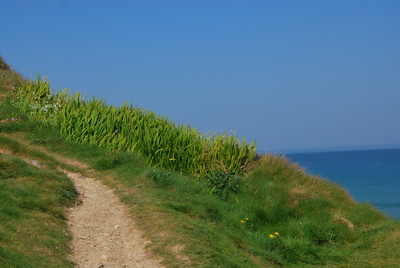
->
(64, 171), (162, 268)
(0, 142), (163, 268)
(65, 170), (163, 268)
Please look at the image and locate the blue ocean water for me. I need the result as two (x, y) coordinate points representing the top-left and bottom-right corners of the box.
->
(286, 148), (400, 219)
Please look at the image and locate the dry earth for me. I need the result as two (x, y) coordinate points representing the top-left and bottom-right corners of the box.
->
(0, 141), (164, 268)
(65, 170), (163, 268)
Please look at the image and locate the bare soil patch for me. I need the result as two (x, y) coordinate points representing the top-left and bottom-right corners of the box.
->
(65, 170), (163, 268)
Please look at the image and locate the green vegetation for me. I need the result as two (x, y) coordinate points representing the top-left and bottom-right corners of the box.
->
(11, 76), (256, 178)
(1, 57), (400, 267)
(0, 153), (76, 268)
(0, 109), (77, 267)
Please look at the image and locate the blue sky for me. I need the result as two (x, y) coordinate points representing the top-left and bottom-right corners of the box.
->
(2, 0), (399, 153)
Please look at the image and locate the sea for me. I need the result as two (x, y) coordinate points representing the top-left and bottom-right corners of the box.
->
(286, 148), (400, 220)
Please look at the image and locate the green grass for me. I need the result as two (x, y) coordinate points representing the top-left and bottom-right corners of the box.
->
(18, 122), (399, 267)
(0, 151), (77, 267)
(1, 57), (400, 267)
(0, 68), (78, 267)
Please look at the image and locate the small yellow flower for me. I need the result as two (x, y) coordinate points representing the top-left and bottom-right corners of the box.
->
(274, 232), (280, 236)
(269, 234), (275, 238)
(246, 218), (249, 221)
(241, 220), (245, 223)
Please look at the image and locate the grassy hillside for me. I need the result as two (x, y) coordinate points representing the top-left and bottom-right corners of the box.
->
(1, 57), (399, 267)
(0, 56), (26, 101)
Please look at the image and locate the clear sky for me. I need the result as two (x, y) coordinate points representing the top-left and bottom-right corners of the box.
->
(2, 0), (399, 153)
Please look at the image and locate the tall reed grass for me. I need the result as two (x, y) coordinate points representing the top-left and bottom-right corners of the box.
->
(11, 76), (256, 177)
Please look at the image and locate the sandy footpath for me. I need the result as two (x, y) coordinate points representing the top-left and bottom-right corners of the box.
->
(64, 170), (163, 268)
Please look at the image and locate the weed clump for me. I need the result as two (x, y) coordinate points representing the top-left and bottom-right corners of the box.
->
(202, 171), (241, 199)
(147, 169), (172, 187)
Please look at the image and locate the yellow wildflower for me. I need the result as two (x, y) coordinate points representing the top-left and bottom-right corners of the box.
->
(241, 220), (245, 223)
(274, 232), (280, 236)
(269, 234), (275, 238)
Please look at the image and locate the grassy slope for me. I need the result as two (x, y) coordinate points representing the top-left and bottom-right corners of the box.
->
(1, 57), (399, 267)
(0, 57), (26, 102)
(0, 57), (77, 267)
(0, 137), (77, 268)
